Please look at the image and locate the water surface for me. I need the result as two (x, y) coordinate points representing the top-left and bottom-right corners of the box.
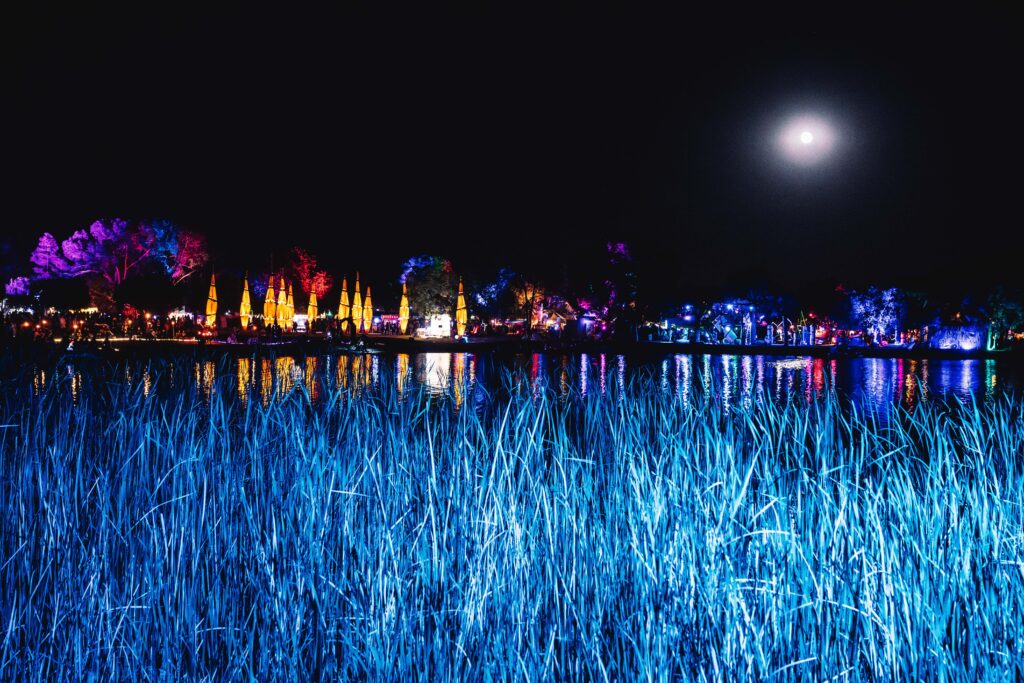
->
(16, 351), (1021, 415)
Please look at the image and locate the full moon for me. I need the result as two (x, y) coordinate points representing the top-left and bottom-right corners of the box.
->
(777, 115), (836, 165)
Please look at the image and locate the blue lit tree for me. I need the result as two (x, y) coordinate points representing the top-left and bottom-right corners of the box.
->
(850, 287), (904, 341)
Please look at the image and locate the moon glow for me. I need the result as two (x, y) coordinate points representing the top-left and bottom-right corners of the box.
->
(778, 116), (836, 165)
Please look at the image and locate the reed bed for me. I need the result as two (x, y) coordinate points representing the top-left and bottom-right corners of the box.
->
(0, 358), (1022, 681)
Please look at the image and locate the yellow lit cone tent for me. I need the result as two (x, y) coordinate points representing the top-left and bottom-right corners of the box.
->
(286, 281), (295, 328)
(352, 273), (363, 334)
(263, 275), (276, 326)
(362, 286), (373, 334)
(456, 277), (467, 337)
(307, 290), (318, 324)
(399, 282), (410, 334)
(205, 273), (218, 327)
(240, 273), (251, 328)
(338, 276), (350, 334)
(276, 279), (288, 327)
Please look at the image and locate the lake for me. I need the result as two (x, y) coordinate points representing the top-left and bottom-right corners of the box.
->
(16, 350), (1023, 414)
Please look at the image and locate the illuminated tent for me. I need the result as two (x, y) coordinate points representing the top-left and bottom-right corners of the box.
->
(338, 276), (350, 334)
(205, 273), (218, 327)
(307, 290), (318, 324)
(240, 273), (251, 328)
(276, 279), (288, 327)
(286, 281), (295, 328)
(456, 277), (467, 337)
(263, 275), (276, 326)
(352, 273), (363, 334)
(399, 282), (410, 334)
(362, 286), (373, 334)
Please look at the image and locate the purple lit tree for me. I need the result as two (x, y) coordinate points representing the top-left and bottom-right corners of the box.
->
(4, 276), (30, 296)
(30, 233), (65, 279)
(29, 219), (209, 310)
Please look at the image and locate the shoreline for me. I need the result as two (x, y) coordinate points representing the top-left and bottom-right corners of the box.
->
(10, 334), (1021, 362)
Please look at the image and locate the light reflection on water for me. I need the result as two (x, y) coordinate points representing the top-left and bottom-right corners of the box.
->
(26, 352), (1019, 412)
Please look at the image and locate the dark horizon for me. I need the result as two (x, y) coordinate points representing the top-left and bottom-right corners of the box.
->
(4, 5), (1022, 308)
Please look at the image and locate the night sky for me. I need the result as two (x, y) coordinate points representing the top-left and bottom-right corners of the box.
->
(4, 5), (1021, 308)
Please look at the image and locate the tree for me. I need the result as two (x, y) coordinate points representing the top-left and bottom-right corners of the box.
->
(849, 287), (904, 340)
(30, 233), (64, 279)
(288, 247), (333, 297)
(605, 241), (638, 311)
(168, 229), (209, 285)
(509, 275), (545, 330)
(985, 287), (1024, 348)
(4, 277), (30, 296)
(28, 219), (209, 309)
(401, 255), (457, 317)
(603, 241), (642, 339)
(473, 267), (516, 320)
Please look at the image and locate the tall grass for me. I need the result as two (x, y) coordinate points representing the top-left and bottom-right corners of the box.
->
(1, 358), (1022, 680)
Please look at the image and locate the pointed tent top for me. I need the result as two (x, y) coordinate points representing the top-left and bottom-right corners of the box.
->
(455, 277), (467, 336)
(206, 272), (218, 325)
(399, 282), (410, 334)
(240, 273), (252, 327)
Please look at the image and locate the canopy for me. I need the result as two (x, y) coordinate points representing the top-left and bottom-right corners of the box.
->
(456, 277), (467, 337)
(240, 273), (251, 328)
(205, 273), (218, 327)
(362, 286), (373, 334)
(338, 276), (350, 334)
(263, 275), (276, 326)
(352, 273), (363, 334)
(399, 282), (410, 334)
(308, 290), (318, 323)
